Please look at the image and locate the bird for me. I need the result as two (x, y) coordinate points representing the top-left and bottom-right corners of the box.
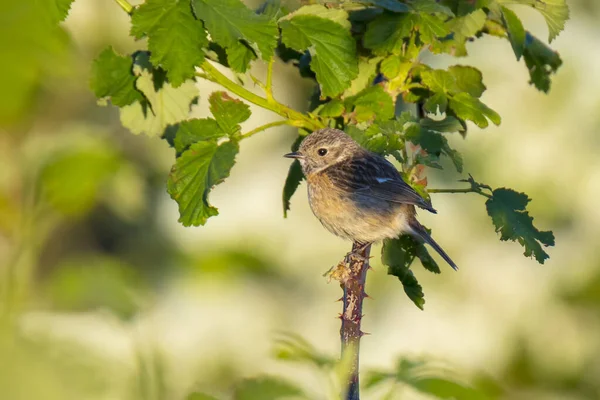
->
(284, 127), (458, 271)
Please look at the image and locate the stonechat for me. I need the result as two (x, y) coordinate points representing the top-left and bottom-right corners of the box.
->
(285, 128), (458, 270)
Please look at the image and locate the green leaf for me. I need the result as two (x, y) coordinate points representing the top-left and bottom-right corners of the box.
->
(343, 57), (380, 97)
(357, 0), (410, 12)
(502, 6), (526, 59)
(174, 118), (223, 153)
(408, 0), (454, 16)
(131, 0), (208, 87)
(191, 0), (278, 68)
(283, 160), (304, 218)
(168, 140), (239, 227)
(90, 48), (145, 107)
(280, 4), (351, 29)
(486, 188), (555, 263)
(50, 0), (76, 22)
(522, 32), (562, 93)
(533, 0), (569, 42)
(318, 100), (345, 117)
(119, 67), (199, 136)
(420, 116), (465, 133)
(448, 92), (500, 128)
(280, 15), (358, 97)
(226, 41), (257, 73)
(382, 237), (426, 309)
(208, 91), (251, 135)
(233, 376), (305, 400)
(345, 85), (395, 123)
(447, 9), (487, 37)
(380, 56), (402, 79)
(424, 93), (448, 113)
(416, 13), (450, 44)
(448, 65), (485, 98)
(421, 69), (456, 94)
(364, 13), (414, 55)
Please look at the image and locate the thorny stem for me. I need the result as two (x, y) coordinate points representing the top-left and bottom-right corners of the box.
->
(428, 187), (491, 197)
(265, 57), (275, 102)
(199, 61), (324, 131)
(340, 242), (372, 400)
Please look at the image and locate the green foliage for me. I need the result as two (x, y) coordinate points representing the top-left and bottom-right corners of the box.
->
(486, 188), (556, 263)
(365, 358), (495, 399)
(89, 0), (564, 329)
(131, 0), (208, 86)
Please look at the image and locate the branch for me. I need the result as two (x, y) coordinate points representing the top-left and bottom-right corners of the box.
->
(242, 120), (296, 138)
(266, 57), (275, 102)
(199, 61), (324, 131)
(113, 0), (134, 14)
(340, 243), (371, 400)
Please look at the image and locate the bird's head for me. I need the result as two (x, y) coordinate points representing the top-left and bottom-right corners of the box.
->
(284, 128), (361, 175)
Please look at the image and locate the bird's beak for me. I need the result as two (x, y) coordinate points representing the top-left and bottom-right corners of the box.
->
(284, 152), (303, 159)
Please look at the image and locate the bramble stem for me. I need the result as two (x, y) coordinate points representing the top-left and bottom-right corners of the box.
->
(341, 242), (371, 400)
(242, 120), (296, 138)
(113, 0), (134, 14)
(199, 61), (323, 131)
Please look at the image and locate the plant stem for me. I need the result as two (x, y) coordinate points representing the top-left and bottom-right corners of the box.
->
(242, 120), (296, 138)
(341, 242), (371, 400)
(113, 0), (134, 14)
(265, 58), (275, 102)
(199, 61), (324, 131)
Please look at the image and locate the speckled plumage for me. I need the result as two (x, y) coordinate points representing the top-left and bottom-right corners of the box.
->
(285, 128), (458, 271)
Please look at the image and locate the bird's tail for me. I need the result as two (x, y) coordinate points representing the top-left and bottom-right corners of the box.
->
(410, 222), (458, 271)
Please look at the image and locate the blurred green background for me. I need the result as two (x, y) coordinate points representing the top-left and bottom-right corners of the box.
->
(1, 1), (599, 399)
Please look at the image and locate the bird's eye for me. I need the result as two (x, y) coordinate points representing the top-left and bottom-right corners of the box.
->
(317, 148), (328, 156)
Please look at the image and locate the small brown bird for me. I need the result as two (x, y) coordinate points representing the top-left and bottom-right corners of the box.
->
(285, 128), (458, 270)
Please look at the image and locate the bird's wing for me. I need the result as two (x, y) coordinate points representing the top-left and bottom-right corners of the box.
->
(326, 153), (436, 213)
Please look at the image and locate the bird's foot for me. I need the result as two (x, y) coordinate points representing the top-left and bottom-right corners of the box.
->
(344, 242), (372, 264)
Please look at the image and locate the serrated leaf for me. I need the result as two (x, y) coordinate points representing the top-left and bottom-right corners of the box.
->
(522, 32), (562, 93)
(234, 376), (305, 400)
(131, 0), (208, 86)
(168, 140), (239, 227)
(382, 237), (425, 309)
(174, 118), (223, 153)
(225, 41), (258, 73)
(345, 85), (394, 122)
(416, 13), (450, 44)
(502, 6), (526, 59)
(192, 0), (278, 68)
(364, 13), (414, 55)
(318, 100), (345, 117)
(448, 92), (500, 128)
(283, 160), (305, 218)
(90, 48), (145, 107)
(500, 0), (569, 42)
(280, 15), (358, 97)
(209, 91), (251, 135)
(486, 188), (555, 263)
(119, 68), (199, 136)
(279, 4), (351, 29)
(50, 0), (75, 22)
(448, 65), (485, 98)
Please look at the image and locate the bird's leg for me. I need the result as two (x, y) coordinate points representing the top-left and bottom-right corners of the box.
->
(344, 242), (372, 264)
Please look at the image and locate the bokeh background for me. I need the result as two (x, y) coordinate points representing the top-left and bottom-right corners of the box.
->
(1, 1), (599, 399)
